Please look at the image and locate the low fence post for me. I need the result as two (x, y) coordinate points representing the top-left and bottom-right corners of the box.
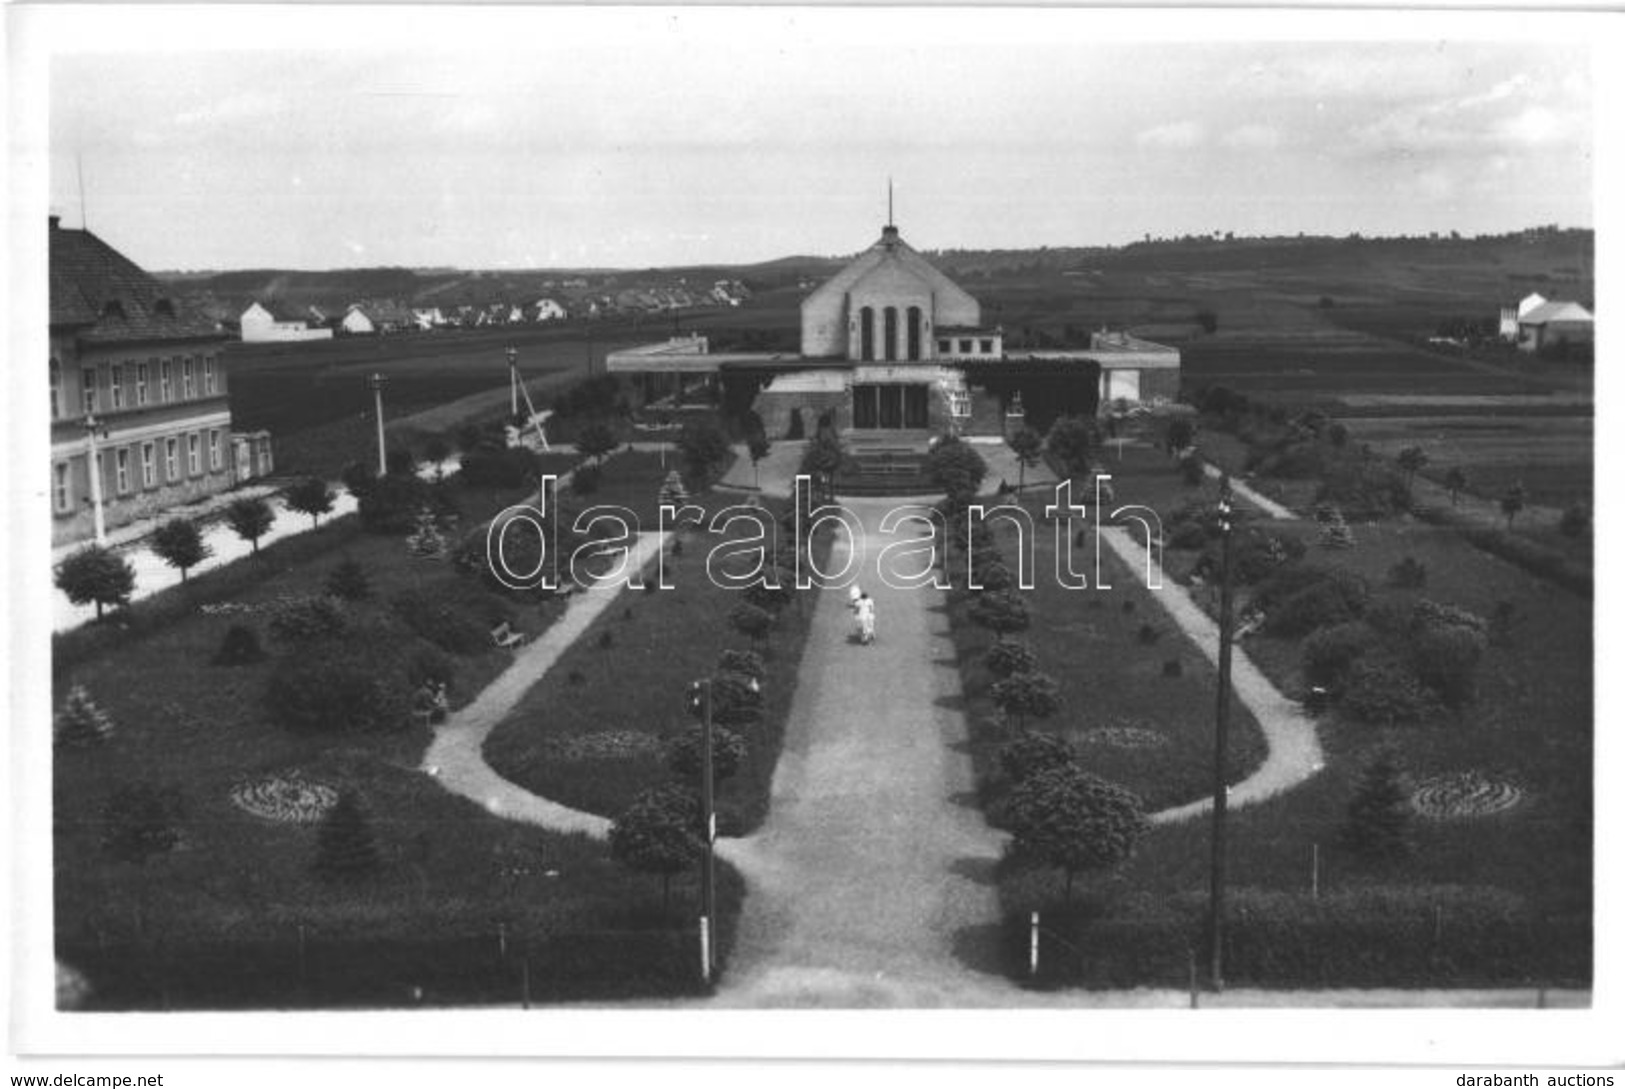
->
(1029, 912), (1040, 978)
(699, 915), (712, 985)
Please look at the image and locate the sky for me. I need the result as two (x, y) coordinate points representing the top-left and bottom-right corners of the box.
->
(26, 6), (1605, 271)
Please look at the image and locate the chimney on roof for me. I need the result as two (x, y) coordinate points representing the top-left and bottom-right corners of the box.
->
(49, 213), (61, 230)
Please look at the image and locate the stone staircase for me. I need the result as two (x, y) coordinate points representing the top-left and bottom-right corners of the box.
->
(836, 434), (940, 497)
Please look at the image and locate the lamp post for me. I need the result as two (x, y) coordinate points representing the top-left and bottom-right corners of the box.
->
(506, 346), (519, 420)
(83, 413), (108, 545)
(369, 372), (387, 476)
(686, 677), (717, 980)
(1208, 475), (1236, 991)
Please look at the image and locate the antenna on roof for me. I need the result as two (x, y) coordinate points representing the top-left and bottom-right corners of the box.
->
(77, 154), (88, 230)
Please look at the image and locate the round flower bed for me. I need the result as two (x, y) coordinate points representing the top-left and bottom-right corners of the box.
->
(1411, 770), (1525, 819)
(1071, 722), (1169, 750)
(230, 774), (339, 824)
(543, 730), (663, 762)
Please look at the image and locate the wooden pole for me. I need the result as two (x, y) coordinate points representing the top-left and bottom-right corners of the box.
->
(700, 679), (717, 979)
(1029, 912), (1040, 977)
(1311, 843), (1320, 901)
(1208, 481), (1235, 992)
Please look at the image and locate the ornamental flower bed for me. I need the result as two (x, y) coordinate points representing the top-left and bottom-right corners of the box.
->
(1411, 770), (1525, 819)
(230, 774), (340, 824)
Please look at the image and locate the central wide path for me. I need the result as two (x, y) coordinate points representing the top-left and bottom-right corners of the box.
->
(714, 498), (1012, 1007)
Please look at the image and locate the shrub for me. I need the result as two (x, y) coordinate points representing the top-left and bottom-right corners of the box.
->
(266, 595), (347, 646)
(325, 557), (372, 600)
(358, 473), (432, 535)
(976, 561), (1015, 592)
(1342, 749), (1414, 860)
(667, 724), (747, 784)
(985, 638), (1039, 680)
(1387, 556), (1428, 589)
(313, 791), (380, 879)
(709, 670), (764, 727)
(55, 684), (115, 748)
(677, 420), (732, 486)
(1301, 621), (1379, 687)
(925, 435), (989, 500)
(717, 648), (765, 681)
(213, 624), (265, 667)
(458, 446), (539, 490)
(1341, 656), (1437, 726)
(1316, 459), (1410, 520)
(1410, 622), (1488, 709)
(968, 590), (1031, 635)
(1266, 578), (1367, 637)
(998, 731), (1077, 785)
(265, 644), (409, 734)
(1318, 507), (1356, 550)
(990, 671), (1061, 732)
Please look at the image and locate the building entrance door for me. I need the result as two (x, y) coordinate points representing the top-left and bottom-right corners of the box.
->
(853, 383), (930, 430)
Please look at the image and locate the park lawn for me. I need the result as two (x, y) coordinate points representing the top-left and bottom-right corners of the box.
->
(944, 488), (1268, 818)
(482, 496), (820, 836)
(53, 472), (741, 1006)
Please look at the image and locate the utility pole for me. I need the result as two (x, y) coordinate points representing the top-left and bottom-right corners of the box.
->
(687, 677), (717, 981)
(369, 372), (387, 476)
(83, 413), (107, 544)
(1208, 475), (1236, 991)
(506, 346), (519, 420)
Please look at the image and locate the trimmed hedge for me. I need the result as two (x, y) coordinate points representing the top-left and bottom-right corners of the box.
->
(1013, 887), (1591, 990)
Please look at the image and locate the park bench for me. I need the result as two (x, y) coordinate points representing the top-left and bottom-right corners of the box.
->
(490, 621), (526, 649)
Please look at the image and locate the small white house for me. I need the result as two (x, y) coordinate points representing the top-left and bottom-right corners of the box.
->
(341, 305), (377, 335)
(532, 298), (567, 322)
(412, 307), (446, 331)
(240, 301), (333, 343)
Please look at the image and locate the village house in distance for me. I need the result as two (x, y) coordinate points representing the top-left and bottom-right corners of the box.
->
(607, 220), (1181, 445)
(49, 216), (273, 547)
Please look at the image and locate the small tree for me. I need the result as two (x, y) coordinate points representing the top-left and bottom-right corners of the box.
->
(574, 420), (621, 467)
(225, 496), (276, 554)
(1003, 765), (1149, 902)
(968, 589), (1031, 635)
(990, 670), (1061, 732)
(1341, 749), (1413, 860)
(1046, 415), (1096, 478)
(54, 544), (135, 619)
(55, 684), (115, 747)
(668, 724), (747, 784)
(985, 638), (1040, 680)
(1500, 483), (1526, 529)
(998, 730), (1076, 785)
(405, 506), (448, 558)
(729, 601), (775, 650)
(313, 790), (381, 878)
(325, 556), (372, 600)
(677, 420), (732, 487)
(151, 518), (211, 582)
(285, 476), (336, 528)
(1318, 507), (1356, 550)
(657, 469), (691, 508)
(1444, 466), (1468, 507)
(1007, 428), (1044, 493)
(748, 432), (772, 490)
(1395, 445), (1429, 490)
(608, 785), (704, 913)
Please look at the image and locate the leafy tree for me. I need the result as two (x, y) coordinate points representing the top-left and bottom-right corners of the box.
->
(285, 476), (336, 528)
(1396, 445), (1430, 489)
(1165, 417), (1196, 456)
(668, 724), (747, 784)
(1003, 765), (1149, 901)
(313, 790), (381, 878)
(1500, 483), (1526, 529)
(998, 730), (1076, 785)
(1007, 428), (1044, 493)
(225, 496), (276, 554)
(985, 638), (1039, 680)
(325, 556), (372, 600)
(1341, 749), (1413, 860)
(608, 785), (705, 912)
(729, 601), (775, 649)
(657, 470), (691, 508)
(968, 589), (1031, 635)
(708, 670), (765, 727)
(1046, 415), (1096, 478)
(990, 670), (1061, 732)
(799, 432), (845, 501)
(54, 544), (135, 619)
(748, 432), (772, 489)
(1443, 466), (1468, 507)
(1410, 620), (1488, 709)
(574, 420), (621, 467)
(55, 684), (115, 747)
(151, 518), (211, 582)
(405, 507), (449, 558)
(677, 420), (732, 487)
(717, 648), (765, 682)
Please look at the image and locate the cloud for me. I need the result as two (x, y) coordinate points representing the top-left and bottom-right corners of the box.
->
(1222, 123), (1281, 150)
(1135, 121), (1203, 150)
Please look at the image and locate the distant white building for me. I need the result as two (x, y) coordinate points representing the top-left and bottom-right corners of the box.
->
(532, 299), (567, 322)
(1499, 291), (1595, 352)
(341, 305), (376, 335)
(412, 307), (446, 331)
(239, 301), (333, 343)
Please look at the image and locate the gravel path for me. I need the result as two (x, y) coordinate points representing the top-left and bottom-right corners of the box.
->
(713, 498), (1011, 1006)
(421, 532), (666, 836)
(1097, 526), (1325, 823)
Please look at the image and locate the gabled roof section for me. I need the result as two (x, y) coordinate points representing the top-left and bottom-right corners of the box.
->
(1519, 300), (1593, 325)
(802, 225), (980, 318)
(49, 221), (223, 343)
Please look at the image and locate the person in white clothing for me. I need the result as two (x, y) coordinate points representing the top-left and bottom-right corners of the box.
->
(855, 592), (876, 645)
